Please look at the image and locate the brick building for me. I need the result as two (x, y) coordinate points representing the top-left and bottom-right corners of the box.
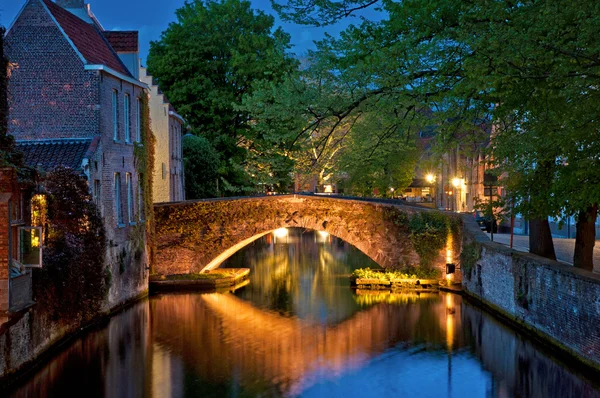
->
(139, 66), (185, 203)
(4, 0), (150, 308)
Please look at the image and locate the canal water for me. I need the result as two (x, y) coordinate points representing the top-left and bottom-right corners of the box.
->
(7, 228), (600, 398)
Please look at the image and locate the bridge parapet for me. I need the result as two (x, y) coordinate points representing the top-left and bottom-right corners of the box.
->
(154, 195), (461, 275)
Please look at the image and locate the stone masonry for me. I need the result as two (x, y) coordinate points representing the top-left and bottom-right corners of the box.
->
(154, 195), (461, 275)
(462, 215), (600, 369)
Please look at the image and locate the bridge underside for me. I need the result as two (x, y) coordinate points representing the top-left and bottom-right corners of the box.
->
(154, 195), (460, 275)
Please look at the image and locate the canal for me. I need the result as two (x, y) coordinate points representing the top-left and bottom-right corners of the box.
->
(8, 228), (600, 397)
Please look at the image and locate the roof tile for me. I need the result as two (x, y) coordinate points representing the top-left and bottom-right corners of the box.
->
(103, 31), (138, 53)
(16, 139), (94, 172)
(42, 0), (132, 76)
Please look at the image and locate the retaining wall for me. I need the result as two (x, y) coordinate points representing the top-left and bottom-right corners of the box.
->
(461, 216), (600, 369)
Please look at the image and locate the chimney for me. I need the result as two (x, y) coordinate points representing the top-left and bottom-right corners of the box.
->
(56, 0), (85, 8)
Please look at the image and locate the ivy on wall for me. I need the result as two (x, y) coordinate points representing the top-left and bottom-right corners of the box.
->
(34, 167), (108, 322)
(408, 212), (452, 268)
(133, 93), (156, 270)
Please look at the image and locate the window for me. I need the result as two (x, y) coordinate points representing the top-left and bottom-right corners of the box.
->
(115, 173), (123, 225)
(112, 90), (118, 141)
(17, 227), (43, 268)
(126, 173), (133, 223)
(138, 175), (145, 222)
(162, 163), (167, 180)
(124, 94), (131, 143)
(136, 98), (142, 143)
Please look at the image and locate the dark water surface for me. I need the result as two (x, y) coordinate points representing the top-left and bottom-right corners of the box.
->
(8, 228), (600, 398)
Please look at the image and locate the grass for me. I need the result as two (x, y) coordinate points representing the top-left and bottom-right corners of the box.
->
(156, 269), (246, 281)
(351, 267), (441, 281)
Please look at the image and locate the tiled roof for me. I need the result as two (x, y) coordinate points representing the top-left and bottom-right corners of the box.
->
(42, 0), (132, 76)
(103, 31), (138, 52)
(16, 139), (94, 172)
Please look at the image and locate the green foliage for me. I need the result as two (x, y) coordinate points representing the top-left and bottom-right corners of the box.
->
(460, 241), (481, 280)
(409, 212), (449, 267)
(183, 134), (220, 199)
(134, 94), (156, 268)
(351, 266), (441, 281)
(147, 0), (298, 195)
(34, 168), (108, 322)
(270, 0), (600, 239)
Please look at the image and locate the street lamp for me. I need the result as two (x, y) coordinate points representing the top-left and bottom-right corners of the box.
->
(390, 187), (395, 198)
(426, 174), (436, 205)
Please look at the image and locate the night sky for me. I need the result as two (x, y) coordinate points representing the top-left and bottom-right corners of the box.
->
(0, 0), (383, 62)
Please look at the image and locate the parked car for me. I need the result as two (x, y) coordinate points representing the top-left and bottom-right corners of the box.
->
(475, 211), (498, 233)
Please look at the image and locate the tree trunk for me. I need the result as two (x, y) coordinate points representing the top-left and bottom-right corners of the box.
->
(573, 204), (598, 271)
(529, 218), (556, 261)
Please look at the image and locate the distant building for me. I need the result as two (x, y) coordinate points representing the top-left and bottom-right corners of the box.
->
(5, 0), (150, 307)
(139, 67), (185, 203)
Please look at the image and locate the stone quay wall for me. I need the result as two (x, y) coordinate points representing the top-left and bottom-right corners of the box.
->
(461, 216), (600, 370)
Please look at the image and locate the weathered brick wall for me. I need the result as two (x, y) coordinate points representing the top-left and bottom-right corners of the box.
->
(154, 195), (461, 275)
(94, 73), (148, 308)
(462, 216), (600, 369)
(5, 0), (100, 140)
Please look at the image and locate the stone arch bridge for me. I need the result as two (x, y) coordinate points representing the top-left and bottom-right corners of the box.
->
(154, 195), (461, 275)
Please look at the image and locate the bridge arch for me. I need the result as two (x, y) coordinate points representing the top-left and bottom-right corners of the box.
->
(154, 195), (460, 275)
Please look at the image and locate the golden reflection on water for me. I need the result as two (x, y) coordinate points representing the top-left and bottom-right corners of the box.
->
(150, 291), (458, 396)
(7, 229), (600, 398)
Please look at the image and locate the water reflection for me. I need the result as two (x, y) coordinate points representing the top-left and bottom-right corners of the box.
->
(225, 228), (378, 324)
(6, 229), (600, 398)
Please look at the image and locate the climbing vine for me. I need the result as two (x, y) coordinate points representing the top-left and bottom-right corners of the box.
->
(34, 167), (108, 322)
(133, 94), (156, 270)
(408, 212), (450, 267)
(460, 241), (481, 280)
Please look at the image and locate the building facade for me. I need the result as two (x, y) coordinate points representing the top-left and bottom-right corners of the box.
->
(140, 66), (185, 203)
(5, 0), (150, 307)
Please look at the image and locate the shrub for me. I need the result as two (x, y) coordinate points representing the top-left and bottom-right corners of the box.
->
(351, 267), (441, 281)
(409, 212), (449, 267)
(34, 167), (108, 322)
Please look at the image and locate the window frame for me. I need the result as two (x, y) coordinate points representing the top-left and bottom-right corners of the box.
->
(112, 90), (119, 141)
(126, 173), (134, 224)
(115, 173), (124, 226)
(124, 94), (131, 143)
(136, 97), (142, 143)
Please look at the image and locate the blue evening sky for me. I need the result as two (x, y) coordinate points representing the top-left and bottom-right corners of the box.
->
(1, 0), (383, 63)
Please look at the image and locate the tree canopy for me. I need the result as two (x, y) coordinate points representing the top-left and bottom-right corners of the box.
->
(264, 0), (600, 267)
(147, 0), (299, 195)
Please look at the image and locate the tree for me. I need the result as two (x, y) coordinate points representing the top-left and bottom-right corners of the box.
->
(147, 0), (298, 195)
(271, 0), (600, 269)
(183, 134), (220, 199)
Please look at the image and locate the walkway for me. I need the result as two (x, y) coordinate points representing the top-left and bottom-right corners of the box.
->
(486, 233), (600, 273)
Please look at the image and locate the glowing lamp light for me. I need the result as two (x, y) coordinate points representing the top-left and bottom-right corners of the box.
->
(426, 174), (435, 184)
(452, 177), (461, 188)
(274, 228), (288, 238)
(318, 230), (330, 238)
